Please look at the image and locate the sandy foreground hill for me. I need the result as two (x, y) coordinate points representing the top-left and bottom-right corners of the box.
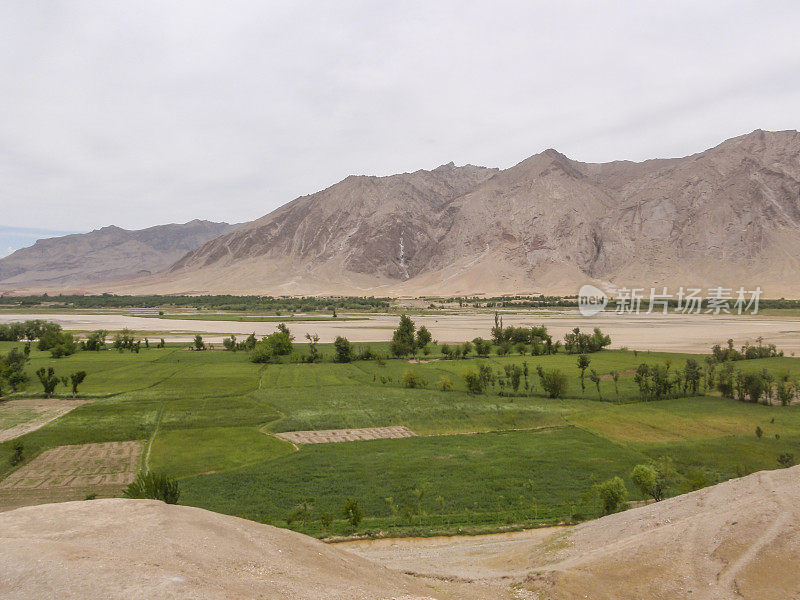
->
(2, 466), (800, 599)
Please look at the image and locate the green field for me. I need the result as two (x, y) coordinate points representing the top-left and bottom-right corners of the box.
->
(2, 336), (800, 538)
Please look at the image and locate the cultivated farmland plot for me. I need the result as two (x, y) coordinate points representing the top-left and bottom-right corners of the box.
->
(1, 332), (800, 537)
(0, 441), (141, 511)
(0, 398), (88, 443)
(275, 426), (416, 444)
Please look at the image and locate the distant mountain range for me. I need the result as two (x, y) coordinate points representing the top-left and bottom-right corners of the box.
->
(2, 130), (799, 297)
(0, 220), (239, 288)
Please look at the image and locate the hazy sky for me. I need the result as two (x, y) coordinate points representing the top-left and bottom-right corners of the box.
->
(2, 1), (799, 239)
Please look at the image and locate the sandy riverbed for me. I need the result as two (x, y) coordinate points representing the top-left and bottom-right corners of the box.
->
(1, 311), (799, 354)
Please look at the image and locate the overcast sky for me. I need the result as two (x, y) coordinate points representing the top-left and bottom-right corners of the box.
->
(2, 0), (799, 241)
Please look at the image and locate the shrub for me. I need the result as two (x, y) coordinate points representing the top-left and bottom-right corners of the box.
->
(472, 337), (491, 357)
(333, 336), (353, 363)
(123, 471), (180, 504)
(631, 464), (657, 500)
(462, 369), (483, 394)
(9, 442), (24, 466)
(536, 367), (568, 398)
(342, 497), (362, 527)
(437, 376), (453, 391)
(596, 476), (627, 515)
(402, 370), (425, 388)
(249, 341), (272, 364)
(778, 453), (794, 468)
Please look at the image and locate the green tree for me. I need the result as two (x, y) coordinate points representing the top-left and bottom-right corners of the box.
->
(267, 324), (294, 355)
(596, 476), (627, 515)
(193, 335), (206, 351)
(589, 369), (602, 400)
(577, 355), (591, 397)
(36, 367), (59, 398)
(632, 458), (674, 501)
(223, 335), (238, 352)
(631, 464), (657, 501)
(610, 370), (620, 402)
(415, 325), (432, 352)
(68, 371), (87, 398)
(472, 337), (491, 357)
(683, 358), (702, 396)
(84, 329), (108, 351)
(333, 336), (353, 363)
(536, 366), (568, 399)
(305, 333), (321, 363)
(462, 369), (484, 394)
(390, 315), (416, 358)
(437, 376), (453, 391)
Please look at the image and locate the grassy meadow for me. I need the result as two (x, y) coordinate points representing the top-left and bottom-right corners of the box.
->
(2, 333), (800, 538)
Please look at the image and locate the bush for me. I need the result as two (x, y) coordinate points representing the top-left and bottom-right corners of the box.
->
(472, 337), (491, 357)
(9, 442), (24, 466)
(402, 370), (425, 388)
(342, 497), (362, 527)
(334, 336), (353, 363)
(437, 376), (453, 391)
(631, 463), (657, 500)
(536, 367), (568, 398)
(596, 476), (627, 515)
(462, 370), (483, 394)
(249, 341), (272, 364)
(123, 471), (180, 504)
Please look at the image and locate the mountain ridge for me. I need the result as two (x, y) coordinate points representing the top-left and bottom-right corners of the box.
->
(3, 129), (799, 297)
(0, 220), (241, 288)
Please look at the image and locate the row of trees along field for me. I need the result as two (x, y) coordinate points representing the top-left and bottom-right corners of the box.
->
(0, 345), (86, 399)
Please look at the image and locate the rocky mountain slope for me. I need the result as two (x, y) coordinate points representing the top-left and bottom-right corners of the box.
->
(109, 129), (800, 297)
(0, 220), (239, 288)
(5, 129), (800, 297)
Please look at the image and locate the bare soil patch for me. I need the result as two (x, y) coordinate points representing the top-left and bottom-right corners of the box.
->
(0, 398), (88, 443)
(0, 499), (481, 600)
(0, 441), (142, 511)
(275, 425), (416, 444)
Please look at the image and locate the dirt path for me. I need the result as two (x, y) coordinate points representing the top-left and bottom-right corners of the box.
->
(0, 398), (88, 443)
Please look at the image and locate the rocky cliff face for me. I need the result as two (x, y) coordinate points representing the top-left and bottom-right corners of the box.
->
(170, 163), (498, 281)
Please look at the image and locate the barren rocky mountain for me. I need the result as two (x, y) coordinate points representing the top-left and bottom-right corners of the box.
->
(5, 129), (800, 297)
(4, 466), (799, 599)
(103, 129), (800, 297)
(0, 220), (239, 289)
